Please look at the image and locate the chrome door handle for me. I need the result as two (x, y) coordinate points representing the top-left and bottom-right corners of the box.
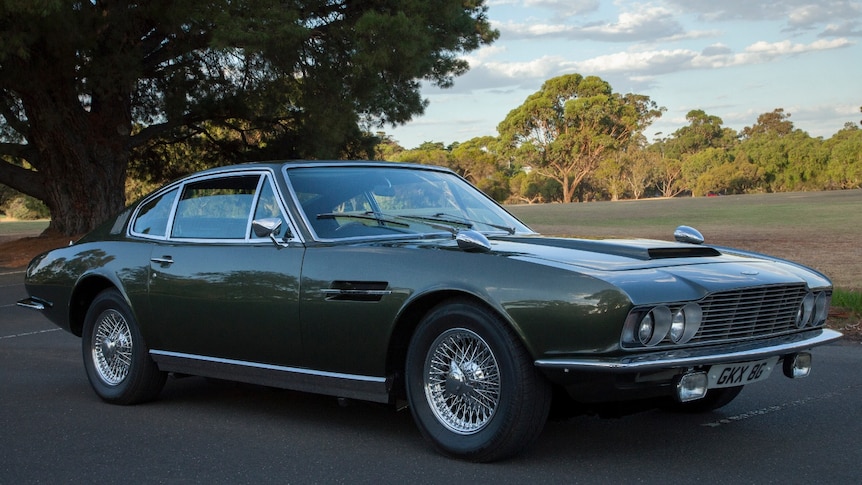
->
(150, 256), (174, 265)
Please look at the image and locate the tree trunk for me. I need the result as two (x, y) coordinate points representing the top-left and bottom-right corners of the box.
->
(38, 149), (128, 236)
(24, 87), (130, 236)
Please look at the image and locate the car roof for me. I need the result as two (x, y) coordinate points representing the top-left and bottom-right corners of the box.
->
(193, 160), (454, 177)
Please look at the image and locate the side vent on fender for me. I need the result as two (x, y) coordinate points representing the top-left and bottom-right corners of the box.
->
(321, 281), (391, 302)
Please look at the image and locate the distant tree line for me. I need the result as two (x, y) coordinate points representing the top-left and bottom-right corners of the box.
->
(2, 54), (859, 225)
(383, 76), (862, 204)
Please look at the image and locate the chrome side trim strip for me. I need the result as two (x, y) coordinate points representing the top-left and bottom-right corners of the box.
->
(320, 289), (392, 296)
(535, 329), (843, 373)
(149, 350), (390, 403)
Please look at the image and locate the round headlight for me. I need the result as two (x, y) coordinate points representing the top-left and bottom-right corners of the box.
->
(813, 292), (830, 326)
(670, 311), (685, 343)
(638, 313), (654, 344)
(670, 303), (702, 344)
(797, 293), (815, 328)
(639, 306), (672, 346)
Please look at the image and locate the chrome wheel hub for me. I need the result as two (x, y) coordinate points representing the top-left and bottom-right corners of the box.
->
(424, 328), (500, 435)
(92, 309), (133, 386)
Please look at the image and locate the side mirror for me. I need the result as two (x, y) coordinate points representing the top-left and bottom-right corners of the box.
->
(674, 225), (704, 245)
(455, 229), (492, 253)
(252, 218), (290, 248)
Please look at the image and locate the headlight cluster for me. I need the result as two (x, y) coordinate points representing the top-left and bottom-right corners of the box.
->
(796, 291), (830, 328)
(626, 303), (703, 347)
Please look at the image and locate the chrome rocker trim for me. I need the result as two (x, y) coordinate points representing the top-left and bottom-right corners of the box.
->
(150, 350), (391, 403)
(534, 328), (843, 373)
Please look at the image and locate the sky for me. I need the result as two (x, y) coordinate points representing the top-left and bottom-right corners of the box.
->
(385, 0), (862, 149)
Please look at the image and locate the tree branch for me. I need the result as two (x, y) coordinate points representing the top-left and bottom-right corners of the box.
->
(0, 159), (45, 201)
(0, 92), (30, 136)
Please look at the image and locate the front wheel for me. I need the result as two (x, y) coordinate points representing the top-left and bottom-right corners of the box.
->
(405, 299), (551, 462)
(82, 288), (166, 404)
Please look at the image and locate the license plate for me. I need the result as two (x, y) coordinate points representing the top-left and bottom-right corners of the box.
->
(707, 356), (779, 389)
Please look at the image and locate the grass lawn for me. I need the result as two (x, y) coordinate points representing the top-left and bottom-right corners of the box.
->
(507, 189), (862, 291)
(0, 218), (49, 238)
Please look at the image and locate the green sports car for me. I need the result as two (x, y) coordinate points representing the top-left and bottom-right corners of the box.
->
(19, 161), (842, 461)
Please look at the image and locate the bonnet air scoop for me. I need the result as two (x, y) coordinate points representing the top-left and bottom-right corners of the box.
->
(506, 237), (722, 261)
(566, 240), (721, 260)
(647, 246), (721, 259)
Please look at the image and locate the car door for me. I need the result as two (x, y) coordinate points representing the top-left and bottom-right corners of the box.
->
(146, 172), (304, 366)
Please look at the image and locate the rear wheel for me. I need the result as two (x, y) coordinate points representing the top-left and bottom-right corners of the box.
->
(82, 289), (166, 404)
(405, 299), (551, 462)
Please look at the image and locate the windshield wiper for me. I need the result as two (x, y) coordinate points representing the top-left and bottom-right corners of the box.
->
(431, 212), (516, 235)
(371, 212), (516, 236)
(316, 212), (410, 228)
(365, 212), (461, 235)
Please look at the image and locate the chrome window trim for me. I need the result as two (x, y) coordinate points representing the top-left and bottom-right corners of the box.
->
(280, 162), (530, 243)
(128, 167), (304, 244)
(128, 186), (180, 241)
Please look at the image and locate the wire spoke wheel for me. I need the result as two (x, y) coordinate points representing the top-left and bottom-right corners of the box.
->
(424, 328), (501, 434)
(406, 299), (552, 461)
(82, 289), (166, 404)
(91, 309), (134, 386)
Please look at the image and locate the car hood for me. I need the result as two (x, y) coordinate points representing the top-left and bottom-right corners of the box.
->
(495, 236), (729, 271)
(486, 235), (831, 302)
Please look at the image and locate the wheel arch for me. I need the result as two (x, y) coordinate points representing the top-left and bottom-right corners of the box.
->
(385, 289), (526, 400)
(68, 274), (123, 337)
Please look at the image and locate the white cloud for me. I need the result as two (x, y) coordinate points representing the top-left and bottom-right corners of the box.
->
(573, 49), (695, 74)
(479, 55), (568, 80)
(665, 0), (862, 32)
(388, 1), (862, 148)
(489, 0), (600, 19)
(494, 3), (688, 42)
(580, 4), (685, 41)
(821, 21), (862, 37)
(529, 38), (851, 76)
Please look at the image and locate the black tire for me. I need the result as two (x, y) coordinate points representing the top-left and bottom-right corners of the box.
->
(664, 386), (743, 413)
(82, 288), (166, 404)
(405, 299), (551, 462)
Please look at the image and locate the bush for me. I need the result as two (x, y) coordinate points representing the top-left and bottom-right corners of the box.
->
(2, 195), (50, 220)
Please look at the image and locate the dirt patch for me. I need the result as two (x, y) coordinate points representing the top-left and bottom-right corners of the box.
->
(0, 233), (79, 269)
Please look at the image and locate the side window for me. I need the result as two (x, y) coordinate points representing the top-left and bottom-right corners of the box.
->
(132, 188), (178, 237)
(251, 178), (287, 238)
(171, 175), (260, 239)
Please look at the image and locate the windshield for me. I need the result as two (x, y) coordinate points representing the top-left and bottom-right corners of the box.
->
(284, 165), (534, 240)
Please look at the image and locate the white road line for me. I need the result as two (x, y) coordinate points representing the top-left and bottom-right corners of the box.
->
(0, 328), (61, 340)
(701, 387), (853, 428)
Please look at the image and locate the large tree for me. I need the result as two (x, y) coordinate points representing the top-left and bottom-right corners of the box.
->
(497, 74), (663, 203)
(0, 0), (497, 235)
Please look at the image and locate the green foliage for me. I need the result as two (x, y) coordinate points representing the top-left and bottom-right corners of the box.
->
(0, 0), (498, 235)
(508, 171), (561, 203)
(1, 193), (49, 220)
(833, 289), (862, 314)
(375, 102), (861, 203)
(822, 126), (862, 189)
(497, 74), (663, 203)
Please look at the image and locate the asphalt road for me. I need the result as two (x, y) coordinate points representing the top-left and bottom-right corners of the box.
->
(2, 270), (861, 484)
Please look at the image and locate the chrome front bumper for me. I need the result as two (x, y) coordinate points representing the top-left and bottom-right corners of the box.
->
(534, 328), (843, 373)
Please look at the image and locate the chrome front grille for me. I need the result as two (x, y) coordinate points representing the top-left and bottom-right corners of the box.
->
(690, 284), (808, 344)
